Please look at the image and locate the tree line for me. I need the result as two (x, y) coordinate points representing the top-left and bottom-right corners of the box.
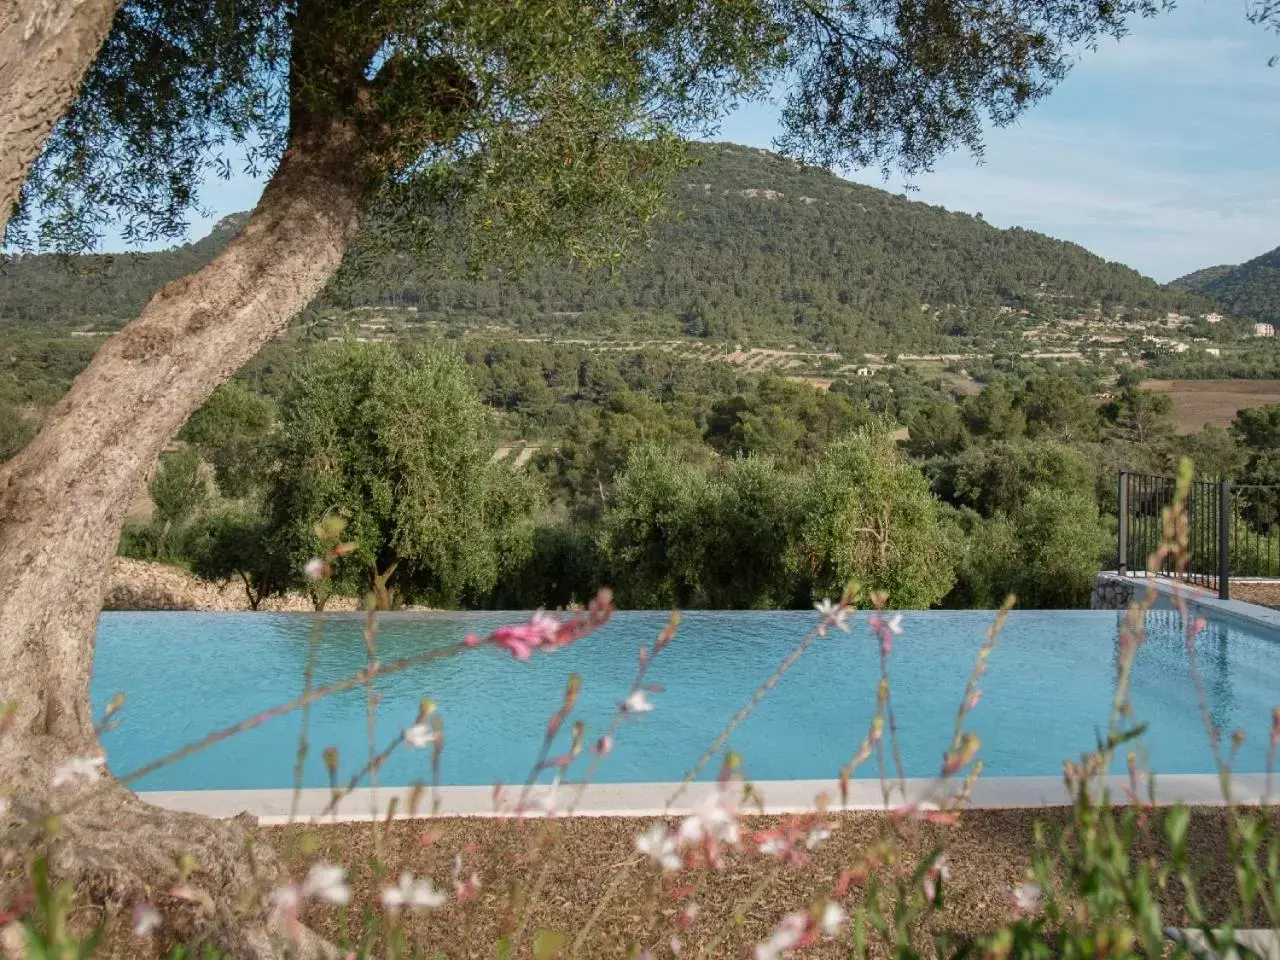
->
(123, 336), (1280, 613)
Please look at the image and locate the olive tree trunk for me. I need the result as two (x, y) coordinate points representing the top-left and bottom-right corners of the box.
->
(0, 123), (366, 750)
(0, 0), (122, 233)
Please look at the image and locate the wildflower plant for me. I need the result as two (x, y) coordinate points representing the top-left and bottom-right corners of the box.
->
(1, 456), (1278, 959)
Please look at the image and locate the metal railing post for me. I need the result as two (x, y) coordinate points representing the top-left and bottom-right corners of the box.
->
(1118, 471), (1129, 575)
(1219, 479), (1231, 601)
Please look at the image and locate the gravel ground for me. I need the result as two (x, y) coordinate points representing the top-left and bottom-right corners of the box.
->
(1227, 581), (1280, 609)
(234, 806), (1273, 959)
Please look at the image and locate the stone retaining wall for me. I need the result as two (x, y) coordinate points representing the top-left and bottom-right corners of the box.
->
(103, 558), (365, 612)
(1090, 572), (1135, 610)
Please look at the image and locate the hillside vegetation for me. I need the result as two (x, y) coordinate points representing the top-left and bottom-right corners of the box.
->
(1, 143), (1208, 356)
(1169, 245), (1280, 323)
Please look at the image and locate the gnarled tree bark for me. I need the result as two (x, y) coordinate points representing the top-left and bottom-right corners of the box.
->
(0, 117), (367, 956)
(0, 0), (122, 233)
(0, 0), (417, 949)
(0, 121), (367, 748)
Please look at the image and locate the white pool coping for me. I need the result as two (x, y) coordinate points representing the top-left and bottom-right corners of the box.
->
(137, 773), (1276, 825)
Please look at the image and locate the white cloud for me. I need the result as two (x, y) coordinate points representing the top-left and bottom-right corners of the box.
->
(841, 117), (1280, 280)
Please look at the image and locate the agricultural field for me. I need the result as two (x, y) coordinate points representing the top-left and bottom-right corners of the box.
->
(1144, 379), (1280, 433)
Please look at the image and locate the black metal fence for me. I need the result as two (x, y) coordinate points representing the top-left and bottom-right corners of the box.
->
(1117, 470), (1280, 600)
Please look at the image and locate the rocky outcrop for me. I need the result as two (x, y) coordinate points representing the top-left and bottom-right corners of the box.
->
(102, 558), (363, 612)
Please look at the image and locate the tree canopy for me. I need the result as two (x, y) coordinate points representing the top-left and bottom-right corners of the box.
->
(266, 341), (527, 608)
(11, 0), (1174, 263)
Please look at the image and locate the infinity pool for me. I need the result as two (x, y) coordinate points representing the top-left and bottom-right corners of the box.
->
(92, 609), (1280, 791)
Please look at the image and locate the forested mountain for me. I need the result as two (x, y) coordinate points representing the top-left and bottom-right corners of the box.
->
(1169, 246), (1280, 323)
(0, 213), (248, 328)
(0, 143), (1206, 354)
(1167, 264), (1236, 293)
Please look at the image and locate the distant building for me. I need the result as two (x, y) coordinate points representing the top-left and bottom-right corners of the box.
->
(855, 367), (872, 377)
(1256, 323), (1275, 338)
(1205, 347), (1221, 357)
(1205, 313), (1223, 324)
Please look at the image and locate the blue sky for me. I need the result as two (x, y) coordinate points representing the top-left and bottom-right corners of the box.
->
(105, 0), (1279, 283)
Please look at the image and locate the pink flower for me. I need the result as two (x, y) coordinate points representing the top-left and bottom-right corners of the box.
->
(753, 815), (831, 866)
(869, 611), (903, 656)
(594, 734), (614, 755)
(754, 912), (809, 960)
(492, 624), (540, 660)
(452, 854), (481, 901)
(304, 558), (327, 581)
(922, 855), (951, 902)
(754, 822), (808, 867)
(466, 604), (612, 661)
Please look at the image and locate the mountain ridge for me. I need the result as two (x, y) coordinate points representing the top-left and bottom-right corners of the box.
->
(1, 142), (1212, 352)
(1167, 245), (1280, 323)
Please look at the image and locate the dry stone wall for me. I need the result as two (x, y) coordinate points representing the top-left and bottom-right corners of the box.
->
(104, 558), (365, 612)
(1090, 572), (1135, 611)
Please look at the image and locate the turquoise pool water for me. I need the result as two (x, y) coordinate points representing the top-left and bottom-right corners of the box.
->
(92, 609), (1280, 792)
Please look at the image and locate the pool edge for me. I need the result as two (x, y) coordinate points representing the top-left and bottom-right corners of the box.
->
(138, 774), (1275, 824)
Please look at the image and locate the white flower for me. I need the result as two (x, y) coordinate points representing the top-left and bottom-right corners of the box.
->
(886, 613), (903, 635)
(635, 823), (682, 871)
(303, 557), (326, 581)
(529, 775), (561, 816)
(1012, 882), (1042, 913)
(51, 755), (106, 788)
(758, 836), (788, 857)
(301, 863), (350, 905)
(922, 856), (951, 902)
(271, 885), (301, 914)
(814, 598), (850, 632)
(381, 872), (447, 912)
(805, 825), (832, 850)
(670, 936), (683, 956)
(131, 903), (161, 937)
(754, 912), (808, 960)
(624, 690), (654, 713)
(530, 610), (561, 642)
(404, 724), (434, 748)
(677, 792), (740, 849)
(820, 901), (846, 937)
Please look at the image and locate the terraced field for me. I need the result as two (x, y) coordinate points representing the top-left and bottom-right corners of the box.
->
(1144, 379), (1280, 433)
